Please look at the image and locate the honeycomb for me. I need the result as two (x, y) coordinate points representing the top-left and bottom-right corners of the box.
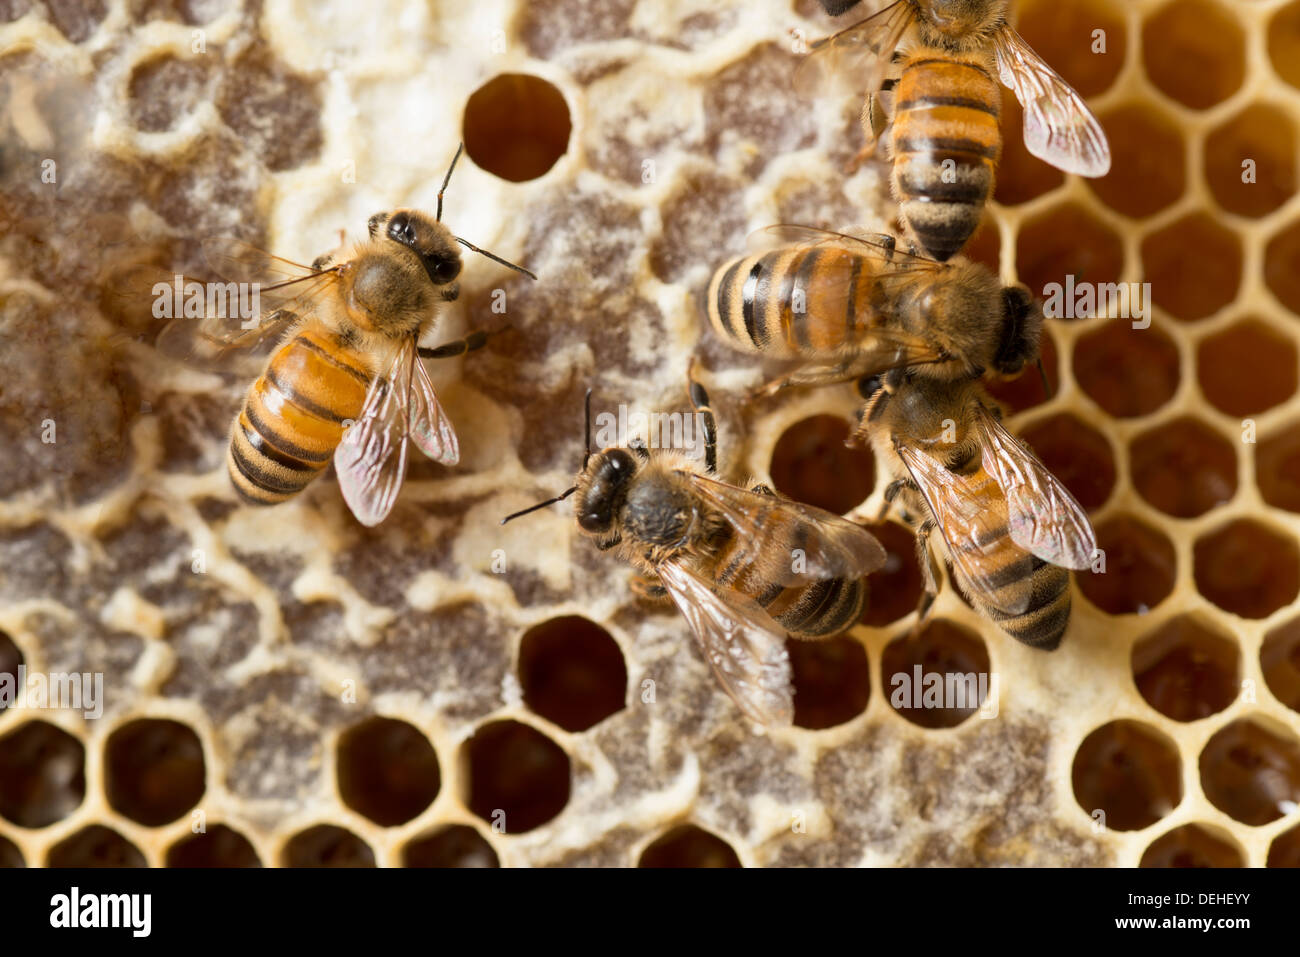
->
(1, 0), (1299, 868)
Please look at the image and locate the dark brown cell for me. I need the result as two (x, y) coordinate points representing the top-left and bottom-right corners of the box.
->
(1193, 519), (1300, 620)
(128, 54), (212, 132)
(1087, 104), (1187, 218)
(1270, 1), (1300, 90)
(1261, 617), (1300, 713)
(0, 720), (85, 828)
(881, 619), (990, 729)
(1257, 427), (1300, 512)
(216, 44), (323, 173)
(983, 328), (1058, 415)
(1143, 0), (1245, 109)
(1268, 823), (1300, 867)
(1141, 213), (1242, 322)
(1199, 718), (1300, 826)
(1197, 318), (1298, 416)
(463, 74), (571, 182)
(519, 616), (627, 732)
(47, 825), (146, 868)
(282, 825), (375, 868)
(44, 0), (107, 42)
(465, 720), (570, 834)
(638, 824), (741, 868)
(1016, 203), (1124, 304)
(1019, 414), (1116, 511)
(1073, 320), (1180, 418)
(1129, 418), (1236, 518)
(1078, 515), (1176, 615)
(1016, 0), (1126, 98)
(859, 520), (923, 626)
(993, 90), (1064, 205)
(1071, 720), (1183, 831)
(105, 718), (205, 827)
(0, 630), (20, 715)
(166, 825), (262, 867)
(1205, 104), (1298, 218)
(1139, 824), (1244, 868)
(0, 834), (21, 867)
(1265, 218), (1300, 316)
(337, 717), (441, 827)
(769, 415), (874, 514)
(1132, 615), (1240, 722)
(787, 634), (869, 730)
(403, 825), (500, 868)
(962, 214), (1000, 274)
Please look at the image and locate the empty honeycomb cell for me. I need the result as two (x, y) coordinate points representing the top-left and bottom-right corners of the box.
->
(402, 825), (500, 868)
(881, 619), (991, 730)
(282, 825), (376, 868)
(1205, 104), (1298, 219)
(1270, 1), (1300, 90)
(1265, 219), (1300, 316)
(1132, 615), (1240, 722)
(859, 521), (923, 626)
(0, 834), (21, 867)
(336, 717), (441, 827)
(1139, 823), (1245, 868)
(1142, 0), (1246, 109)
(1197, 318), (1298, 416)
(165, 824), (262, 867)
(1141, 213), (1243, 322)
(638, 824), (741, 868)
(1078, 515), (1176, 615)
(1073, 320), (1181, 418)
(1198, 718), (1300, 826)
(1193, 520), (1300, 620)
(787, 634), (869, 730)
(1261, 618), (1300, 713)
(1268, 823), (1300, 867)
(105, 718), (205, 827)
(1087, 104), (1187, 218)
(216, 44), (323, 173)
(1015, 203), (1125, 308)
(0, 629), (19, 714)
(463, 74), (571, 182)
(1129, 418), (1236, 519)
(1257, 428), (1300, 513)
(1071, 720), (1183, 831)
(993, 92), (1065, 206)
(984, 328), (1058, 415)
(1018, 414), (1116, 511)
(128, 55), (212, 132)
(47, 825), (146, 868)
(0, 720), (85, 828)
(769, 415), (874, 514)
(1015, 0), (1126, 99)
(465, 720), (570, 834)
(518, 616), (627, 732)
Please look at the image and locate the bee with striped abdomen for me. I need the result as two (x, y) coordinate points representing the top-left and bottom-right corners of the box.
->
(797, 0), (1110, 261)
(157, 145), (536, 526)
(501, 375), (887, 726)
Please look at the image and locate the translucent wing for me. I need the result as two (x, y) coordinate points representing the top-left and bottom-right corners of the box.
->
(683, 472), (887, 583)
(407, 349), (460, 465)
(794, 0), (915, 100)
(747, 224), (944, 271)
(970, 400), (1098, 570)
(333, 340), (416, 527)
(657, 560), (794, 727)
(992, 27), (1111, 177)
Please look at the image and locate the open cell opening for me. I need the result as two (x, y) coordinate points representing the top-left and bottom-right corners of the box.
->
(463, 74), (571, 182)
(1071, 719), (1182, 832)
(519, 616), (627, 732)
(1132, 615), (1240, 722)
(638, 824), (741, 868)
(337, 716), (441, 827)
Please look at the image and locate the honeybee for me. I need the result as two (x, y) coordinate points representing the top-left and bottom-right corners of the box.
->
(157, 145), (536, 526)
(501, 377), (887, 725)
(858, 371), (1096, 649)
(706, 225), (1041, 395)
(798, 0), (1111, 260)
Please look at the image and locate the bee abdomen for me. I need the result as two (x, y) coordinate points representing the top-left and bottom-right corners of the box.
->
(987, 561), (1072, 651)
(773, 576), (866, 638)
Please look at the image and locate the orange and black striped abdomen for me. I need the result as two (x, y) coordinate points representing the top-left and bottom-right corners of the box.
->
(890, 53), (1002, 262)
(706, 246), (873, 359)
(228, 326), (371, 506)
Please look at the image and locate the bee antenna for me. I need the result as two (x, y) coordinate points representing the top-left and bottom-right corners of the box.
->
(437, 143), (464, 223)
(500, 486), (578, 525)
(1036, 358), (1052, 400)
(583, 388), (594, 469)
(454, 237), (538, 280)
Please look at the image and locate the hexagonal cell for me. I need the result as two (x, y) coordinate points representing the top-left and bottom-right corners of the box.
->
(47, 825), (146, 868)
(881, 619), (991, 729)
(1257, 427), (1300, 513)
(1139, 823), (1245, 868)
(1265, 218), (1300, 317)
(1197, 318), (1298, 417)
(962, 214), (1001, 274)
(1016, 0), (1126, 98)
(0, 834), (21, 868)
(1142, 0), (1245, 109)
(1141, 213), (1242, 322)
(1199, 718), (1300, 826)
(1078, 515), (1176, 615)
(1205, 104), (1298, 218)
(165, 825), (262, 867)
(1087, 104), (1187, 218)
(282, 825), (375, 868)
(1268, 822), (1300, 867)
(993, 90), (1064, 206)
(1132, 614), (1240, 721)
(465, 720), (570, 834)
(859, 520), (923, 626)
(1129, 417), (1236, 518)
(1018, 414), (1116, 511)
(1071, 719), (1183, 831)
(983, 328), (1058, 415)
(519, 616), (627, 732)
(0, 720), (85, 828)
(128, 54), (213, 132)
(638, 824), (741, 868)
(0, 629), (20, 714)
(216, 44), (323, 173)
(1016, 203), (1124, 305)
(402, 825), (500, 868)
(1269, 1), (1300, 91)
(105, 718), (205, 827)
(462, 74), (571, 182)
(1194, 519), (1300, 620)
(1261, 617), (1300, 713)
(769, 415), (875, 514)
(337, 716), (440, 827)
(1073, 320), (1180, 418)
(787, 634), (869, 730)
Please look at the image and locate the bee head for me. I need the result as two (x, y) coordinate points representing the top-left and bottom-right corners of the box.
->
(369, 209), (463, 286)
(576, 448), (638, 534)
(921, 0), (1006, 36)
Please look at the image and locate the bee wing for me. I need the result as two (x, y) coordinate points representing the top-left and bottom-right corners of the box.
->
(657, 560), (794, 727)
(992, 27), (1112, 177)
(407, 347), (460, 465)
(154, 307), (300, 374)
(793, 0), (915, 100)
(333, 340), (415, 527)
(684, 472), (887, 582)
(747, 224), (943, 271)
(970, 401), (1098, 570)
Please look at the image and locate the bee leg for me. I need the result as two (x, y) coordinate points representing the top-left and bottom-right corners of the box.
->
(877, 478), (911, 520)
(749, 483), (776, 496)
(418, 328), (489, 360)
(686, 362), (719, 475)
(914, 519), (944, 622)
(630, 573), (668, 602)
(752, 357), (874, 399)
(596, 534), (624, 551)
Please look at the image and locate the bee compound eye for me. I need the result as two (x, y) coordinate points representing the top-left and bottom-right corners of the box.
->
(431, 256), (461, 282)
